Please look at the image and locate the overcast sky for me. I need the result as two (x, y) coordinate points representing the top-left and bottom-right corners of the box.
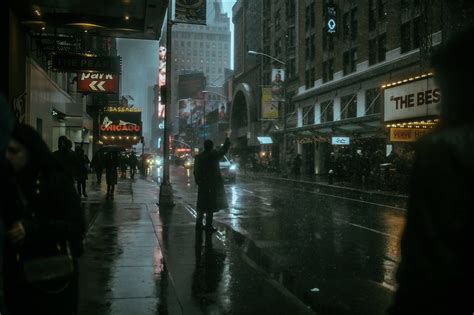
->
(116, 0), (236, 144)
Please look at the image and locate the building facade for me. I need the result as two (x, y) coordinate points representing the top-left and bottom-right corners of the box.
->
(265, 0), (444, 177)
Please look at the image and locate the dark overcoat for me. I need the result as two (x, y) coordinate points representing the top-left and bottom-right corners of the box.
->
(194, 138), (231, 212)
(3, 168), (85, 314)
(389, 123), (474, 314)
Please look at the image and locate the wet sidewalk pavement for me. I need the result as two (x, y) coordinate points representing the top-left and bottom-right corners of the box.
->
(78, 177), (313, 314)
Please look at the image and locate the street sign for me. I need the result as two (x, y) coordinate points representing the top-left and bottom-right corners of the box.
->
(77, 72), (118, 93)
(52, 54), (121, 73)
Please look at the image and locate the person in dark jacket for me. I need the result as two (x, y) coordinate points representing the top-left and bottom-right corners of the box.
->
(0, 96), (15, 314)
(128, 151), (138, 180)
(52, 136), (80, 182)
(3, 124), (85, 315)
(292, 154), (302, 180)
(74, 146), (90, 198)
(91, 149), (104, 184)
(193, 130), (231, 234)
(388, 27), (474, 315)
(104, 151), (119, 200)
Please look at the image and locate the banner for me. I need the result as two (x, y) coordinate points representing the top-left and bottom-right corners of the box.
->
(271, 69), (285, 102)
(157, 45), (167, 118)
(175, 0), (207, 25)
(262, 87), (278, 119)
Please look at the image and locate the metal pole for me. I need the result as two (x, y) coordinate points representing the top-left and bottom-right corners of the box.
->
(159, 0), (175, 207)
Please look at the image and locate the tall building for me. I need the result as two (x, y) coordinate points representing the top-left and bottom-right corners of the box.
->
(230, 0), (446, 176)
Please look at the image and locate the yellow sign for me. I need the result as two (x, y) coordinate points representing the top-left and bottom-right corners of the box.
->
(261, 87), (278, 119)
(390, 128), (431, 142)
(105, 107), (141, 113)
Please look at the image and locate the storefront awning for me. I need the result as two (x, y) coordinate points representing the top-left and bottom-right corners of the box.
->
(257, 136), (273, 144)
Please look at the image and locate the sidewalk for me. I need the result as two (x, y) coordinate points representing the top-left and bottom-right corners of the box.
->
(239, 170), (408, 209)
(78, 177), (314, 314)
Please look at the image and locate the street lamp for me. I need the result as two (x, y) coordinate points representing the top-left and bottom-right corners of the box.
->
(247, 50), (289, 176)
(247, 50), (286, 66)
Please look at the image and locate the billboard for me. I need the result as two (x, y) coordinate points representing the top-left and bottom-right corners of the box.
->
(99, 108), (142, 138)
(175, 0), (207, 25)
(384, 77), (441, 122)
(77, 72), (118, 93)
(156, 45), (167, 119)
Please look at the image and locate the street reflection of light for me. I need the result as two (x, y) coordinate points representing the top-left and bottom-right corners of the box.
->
(153, 246), (164, 277)
(230, 186), (238, 206)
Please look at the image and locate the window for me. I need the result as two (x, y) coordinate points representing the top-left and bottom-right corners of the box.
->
(343, 12), (350, 39)
(343, 51), (350, 75)
(369, 38), (377, 65)
(310, 35), (315, 58)
(340, 94), (357, 119)
(351, 48), (357, 72)
(413, 17), (422, 49)
(350, 8), (358, 40)
(322, 59), (334, 83)
(377, 0), (387, 20)
(320, 100), (334, 123)
(365, 88), (382, 114)
(310, 3), (315, 28)
(400, 22), (411, 53)
(303, 106), (315, 125)
(378, 34), (386, 62)
(275, 9), (281, 30)
(343, 49), (357, 74)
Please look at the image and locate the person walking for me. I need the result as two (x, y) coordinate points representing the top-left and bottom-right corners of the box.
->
(52, 136), (80, 182)
(292, 154), (302, 180)
(193, 130), (231, 234)
(128, 151), (138, 180)
(91, 149), (104, 185)
(119, 154), (128, 179)
(104, 151), (119, 200)
(388, 27), (474, 315)
(2, 124), (85, 315)
(74, 146), (90, 198)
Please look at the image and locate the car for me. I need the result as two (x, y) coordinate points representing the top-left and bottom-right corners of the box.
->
(219, 155), (237, 182)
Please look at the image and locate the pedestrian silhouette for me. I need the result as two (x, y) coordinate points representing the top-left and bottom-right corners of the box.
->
(91, 149), (104, 185)
(104, 151), (119, 200)
(52, 136), (80, 182)
(74, 146), (89, 198)
(193, 130), (231, 235)
(3, 124), (84, 315)
(292, 154), (302, 180)
(128, 151), (138, 180)
(388, 27), (474, 314)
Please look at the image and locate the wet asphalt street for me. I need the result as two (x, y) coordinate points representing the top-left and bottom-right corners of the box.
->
(78, 166), (406, 314)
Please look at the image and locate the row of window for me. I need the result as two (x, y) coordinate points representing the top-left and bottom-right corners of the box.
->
(177, 41), (229, 49)
(175, 31), (229, 41)
(301, 88), (382, 126)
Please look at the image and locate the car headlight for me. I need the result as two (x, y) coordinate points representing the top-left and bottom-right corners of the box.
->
(229, 164), (237, 171)
(156, 158), (162, 165)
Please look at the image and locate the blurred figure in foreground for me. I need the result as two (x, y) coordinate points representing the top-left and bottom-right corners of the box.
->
(3, 124), (84, 315)
(389, 27), (474, 314)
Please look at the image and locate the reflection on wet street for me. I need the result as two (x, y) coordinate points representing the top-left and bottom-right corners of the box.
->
(175, 166), (406, 314)
(78, 166), (405, 314)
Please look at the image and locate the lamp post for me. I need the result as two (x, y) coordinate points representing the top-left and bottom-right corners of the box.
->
(247, 50), (288, 175)
(159, 1), (174, 207)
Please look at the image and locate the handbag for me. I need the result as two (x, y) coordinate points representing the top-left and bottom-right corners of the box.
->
(20, 241), (74, 294)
